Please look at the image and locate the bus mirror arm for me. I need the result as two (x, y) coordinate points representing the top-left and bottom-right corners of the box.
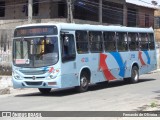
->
(30, 44), (34, 55)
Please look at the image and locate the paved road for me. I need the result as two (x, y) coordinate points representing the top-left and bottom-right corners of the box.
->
(0, 72), (160, 112)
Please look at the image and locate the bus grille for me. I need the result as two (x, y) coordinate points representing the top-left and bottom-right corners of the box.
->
(25, 82), (42, 86)
(24, 77), (45, 79)
(20, 70), (47, 75)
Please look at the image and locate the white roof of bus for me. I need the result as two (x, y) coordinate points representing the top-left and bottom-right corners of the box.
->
(16, 23), (154, 33)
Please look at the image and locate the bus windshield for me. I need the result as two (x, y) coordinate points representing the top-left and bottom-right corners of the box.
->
(13, 37), (59, 68)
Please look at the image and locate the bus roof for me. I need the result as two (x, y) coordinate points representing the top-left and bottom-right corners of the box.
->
(15, 23), (154, 33)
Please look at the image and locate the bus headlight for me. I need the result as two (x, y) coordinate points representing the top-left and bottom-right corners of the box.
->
(50, 74), (57, 79)
(49, 69), (60, 79)
(12, 71), (22, 80)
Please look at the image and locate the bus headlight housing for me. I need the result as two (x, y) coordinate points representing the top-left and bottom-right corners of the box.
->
(48, 69), (60, 79)
(12, 71), (22, 80)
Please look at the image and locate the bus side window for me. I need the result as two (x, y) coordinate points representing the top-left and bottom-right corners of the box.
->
(139, 33), (149, 51)
(75, 30), (88, 54)
(104, 32), (116, 52)
(128, 33), (139, 51)
(89, 31), (103, 53)
(61, 34), (76, 62)
(117, 32), (128, 51)
(148, 33), (155, 50)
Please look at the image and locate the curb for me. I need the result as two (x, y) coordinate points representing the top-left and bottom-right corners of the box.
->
(149, 69), (160, 73)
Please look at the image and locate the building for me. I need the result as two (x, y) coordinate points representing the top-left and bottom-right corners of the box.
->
(155, 9), (160, 42)
(0, 0), (158, 74)
(0, 0), (158, 28)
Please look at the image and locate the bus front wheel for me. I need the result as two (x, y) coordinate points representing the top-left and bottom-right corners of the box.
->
(76, 72), (89, 92)
(38, 88), (51, 94)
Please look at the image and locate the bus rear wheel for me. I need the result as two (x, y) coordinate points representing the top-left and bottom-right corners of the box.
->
(130, 66), (139, 83)
(76, 72), (89, 92)
(38, 88), (51, 94)
(124, 66), (139, 84)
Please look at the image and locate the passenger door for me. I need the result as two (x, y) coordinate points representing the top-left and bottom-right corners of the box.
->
(60, 31), (78, 88)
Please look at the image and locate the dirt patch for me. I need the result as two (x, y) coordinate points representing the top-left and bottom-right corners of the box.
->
(135, 100), (160, 111)
(0, 88), (10, 95)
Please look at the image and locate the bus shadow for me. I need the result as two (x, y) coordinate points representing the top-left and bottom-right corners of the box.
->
(89, 78), (156, 91)
(138, 78), (156, 83)
(15, 78), (156, 97)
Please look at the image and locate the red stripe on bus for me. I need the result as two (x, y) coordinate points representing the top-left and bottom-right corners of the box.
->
(138, 51), (146, 66)
(99, 54), (116, 81)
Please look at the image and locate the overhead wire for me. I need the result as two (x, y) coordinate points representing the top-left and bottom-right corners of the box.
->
(75, 2), (137, 24)
(74, 0), (155, 23)
(79, 0), (155, 18)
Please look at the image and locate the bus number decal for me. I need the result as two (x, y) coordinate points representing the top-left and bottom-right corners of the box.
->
(131, 54), (135, 59)
(81, 58), (89, 63)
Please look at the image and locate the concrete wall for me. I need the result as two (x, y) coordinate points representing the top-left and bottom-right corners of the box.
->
(154, 9), (160, 42)
(38, 1), (51, 19)
(155, 29), (160, 42)
(1, 0), (59, 20)
(155, 9), (160, 16)
(4, 0), (28, 19)
(0, 29), (13, 75)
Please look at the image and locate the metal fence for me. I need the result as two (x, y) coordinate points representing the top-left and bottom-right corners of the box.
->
(0, 29), (13, 75)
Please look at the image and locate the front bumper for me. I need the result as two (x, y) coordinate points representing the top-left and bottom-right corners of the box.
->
(12, 76), (61, 89)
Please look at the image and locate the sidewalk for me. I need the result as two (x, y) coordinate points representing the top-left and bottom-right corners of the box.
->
(149, 68), (160, 73)
(0, 76), (12, 95)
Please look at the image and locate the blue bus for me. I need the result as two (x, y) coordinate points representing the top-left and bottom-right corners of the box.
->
(12, 23), (157, 93)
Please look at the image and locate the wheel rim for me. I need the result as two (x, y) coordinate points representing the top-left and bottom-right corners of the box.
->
(80, 76), (88, 88)
(132, 69), (138, 81)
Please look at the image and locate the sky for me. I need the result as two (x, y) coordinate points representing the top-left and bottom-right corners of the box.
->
(145, 0), (160, 5)
(126, 0), (160, 8)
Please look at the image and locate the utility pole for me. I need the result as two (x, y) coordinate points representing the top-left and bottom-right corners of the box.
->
(28, 0), (33, 23)
(99, 0), (102, 24)
(123, 3), (127, 26)
(67, 0), (74, 23)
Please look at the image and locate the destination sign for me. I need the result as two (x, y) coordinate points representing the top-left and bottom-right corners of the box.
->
(14, 26), (58, 37)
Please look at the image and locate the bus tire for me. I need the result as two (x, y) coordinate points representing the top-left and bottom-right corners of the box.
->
(38, 88), (51, 94)
(76, 72), (89, 92)
(130, 66), (139, 83)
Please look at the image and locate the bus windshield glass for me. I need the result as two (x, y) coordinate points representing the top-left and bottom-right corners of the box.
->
(13, 37), (59, 68)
